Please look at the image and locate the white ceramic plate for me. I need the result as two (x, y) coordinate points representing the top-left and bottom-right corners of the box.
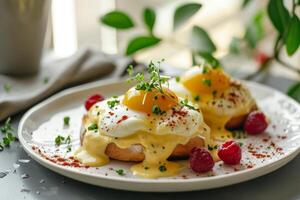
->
(18, 79), (300, 192)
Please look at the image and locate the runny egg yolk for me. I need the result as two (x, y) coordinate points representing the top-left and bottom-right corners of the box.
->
(181, 68), (232, 141)
(123, 87), (178, 114)
(181, 68), (230, 97)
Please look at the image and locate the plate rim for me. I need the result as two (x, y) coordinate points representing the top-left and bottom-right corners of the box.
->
(18, 79), (300, 186)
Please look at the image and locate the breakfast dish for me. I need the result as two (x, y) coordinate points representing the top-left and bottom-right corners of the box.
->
(75, 63), (210, 178)
(18, 61), (300, 191)
(169, 65), (258, 140)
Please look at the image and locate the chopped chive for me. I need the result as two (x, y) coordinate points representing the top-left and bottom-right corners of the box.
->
(63, 116), (70, 126)
(55, 135), (65, 146)
(180, 99), (197, 110)
(107, 98), (120, 108)
(67, 146), (72, 152)
(202, 79), (212, 87)
(202, 66), (210, 74)
(55, 135), (72, 152)
(152, 105), (165, 115)
(65, 135), (71, 144)
(159, 165), (167, 172)
(88, 123), (98, 131)
(207, 145), (214, 151)
(115, 169), (125, 176)
(43, 77), (49, 84)
(194, 95), (200, 102)
(3, 84), (12, 93)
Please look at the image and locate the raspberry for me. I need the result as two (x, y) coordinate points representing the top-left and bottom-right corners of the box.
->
(218, 140), (241, 165)
(244, 111), (268, 135)
(85, 94), (105, 110)
(189, 147), (214, 173)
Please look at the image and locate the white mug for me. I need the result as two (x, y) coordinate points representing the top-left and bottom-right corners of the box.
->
(0, 0), (50, 76)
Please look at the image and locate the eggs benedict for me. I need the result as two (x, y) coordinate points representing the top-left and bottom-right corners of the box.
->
(75, 62), (210, 178)
(169, 65), (257, 140)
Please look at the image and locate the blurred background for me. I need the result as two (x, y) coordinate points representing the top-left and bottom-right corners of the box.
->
(0, 0), (299, 110)
(44, 0), (299, 78)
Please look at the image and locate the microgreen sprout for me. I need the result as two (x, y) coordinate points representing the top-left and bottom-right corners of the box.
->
(127, 60), (170, 94)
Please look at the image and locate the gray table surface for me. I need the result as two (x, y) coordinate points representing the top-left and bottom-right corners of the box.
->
(0, 75), (299, 200)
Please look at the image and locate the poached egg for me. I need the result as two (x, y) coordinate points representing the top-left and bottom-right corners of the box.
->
(169, 66), (256, 140)
(75, 86), (210, 178)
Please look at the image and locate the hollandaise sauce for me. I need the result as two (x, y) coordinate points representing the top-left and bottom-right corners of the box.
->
(75, 130), (194, 178)
(180, 66), (256, 141)
(75, 86), (211, 178)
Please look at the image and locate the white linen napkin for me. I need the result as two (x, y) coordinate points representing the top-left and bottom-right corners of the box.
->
(0, 48), (133, 121)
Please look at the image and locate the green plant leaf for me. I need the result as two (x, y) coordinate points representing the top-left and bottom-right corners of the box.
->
(287, 82), (300, 103)
(244, 26), (259, 48)
(229, 37), (241, 54)
(267, 0), (290, 34)
(126, 36), (161, 55)
(100, 11), (134, 29)
(285, 15), (300, 56)
(143, 8), (156, 34)
(197, 52), (220, 67)
(173, 3), (202, 30)
(242, 0), (252, 8)
(244, 11), (265, 48)
(189, 26), (216, 53)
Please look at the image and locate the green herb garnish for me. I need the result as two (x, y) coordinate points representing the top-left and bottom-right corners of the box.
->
(55, 135), (65, 146)
(180, 99), (197, 110)
(159, 165), (167, 172)
(3, 137), (11, 147)
(0, 118), (13, 134)
(202, 79), (212, 87)
(194, 95), (200, 102)
(67, 146), (72, 153)
(3, 84), (12, 93)
(66, 136), (72, 152)
(107, 97), (120, 108)
(208, 144), (218, 151)
(43, 77), (49, 84)
(0, 118), (17, 150)
(65, 135), (71, 144)
(175, 76), (180, 82)
(55, 135), (72, 152)
(202, 66), (211, 74)
(116, 169), (125, 176)
(63, 116), (70, 126)
(152, 105), (165, 115)
(127, 60), (170, 93)
(88, 123), (98, 131)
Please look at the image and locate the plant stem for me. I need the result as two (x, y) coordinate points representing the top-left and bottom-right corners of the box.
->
(292, 0), (297, 13)
(245, 32), (299, 80)
(244, 56), (273, 80)
(273, 34), (300, 76)
(275, 57), (300, 75)
(192, 51), (197, 65)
